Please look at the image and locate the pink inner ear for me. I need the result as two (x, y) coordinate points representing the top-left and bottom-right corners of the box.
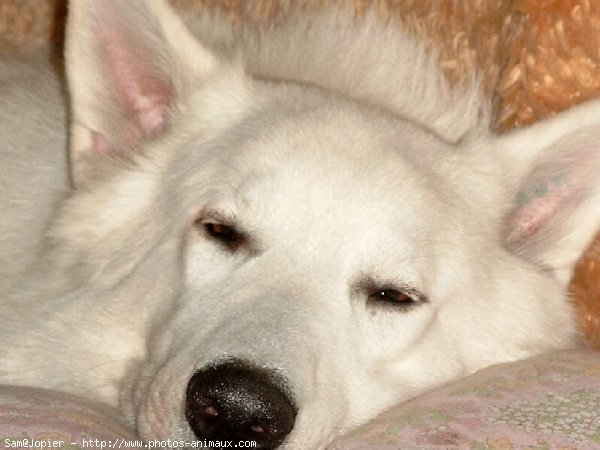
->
(118, 65), (172, 139)
(97, 23), (174, 146)
(507, 173), (580, 246)
(131, 88), (171, 138)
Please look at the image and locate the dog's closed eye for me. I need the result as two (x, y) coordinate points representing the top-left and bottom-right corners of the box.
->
(358, 280), (425, 311)
(368, 288), (415, 305)
(199, 221), (246, 252)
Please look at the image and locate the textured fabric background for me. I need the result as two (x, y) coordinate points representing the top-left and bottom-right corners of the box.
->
(0, 386), (137, 449)
(0, 0), (599, 347)
(330, 348), (600, 449)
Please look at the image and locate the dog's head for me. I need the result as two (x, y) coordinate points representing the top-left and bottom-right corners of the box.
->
(58, 0), (600, 447)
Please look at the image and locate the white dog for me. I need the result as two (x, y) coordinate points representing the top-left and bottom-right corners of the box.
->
(1, 0), (599, 448)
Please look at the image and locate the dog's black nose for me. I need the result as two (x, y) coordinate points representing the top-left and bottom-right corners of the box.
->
(185, 361), (297, 449)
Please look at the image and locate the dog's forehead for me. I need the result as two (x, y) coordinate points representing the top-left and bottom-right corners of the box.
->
(242, 106), (450, 208)
(193, 105), (454, 258)
(171, 95), (465, 268)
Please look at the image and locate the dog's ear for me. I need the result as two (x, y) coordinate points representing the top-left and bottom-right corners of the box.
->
(65, 0), (218, 184)
(498, 99), (600, 283)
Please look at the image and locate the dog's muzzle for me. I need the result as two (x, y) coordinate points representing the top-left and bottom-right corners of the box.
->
(185, 360), (297, 449)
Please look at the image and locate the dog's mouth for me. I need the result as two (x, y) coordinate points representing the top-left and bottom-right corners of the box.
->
(185, 359), (297, 449)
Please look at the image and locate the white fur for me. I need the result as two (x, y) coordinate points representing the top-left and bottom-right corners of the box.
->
(1, 1), (600, 448)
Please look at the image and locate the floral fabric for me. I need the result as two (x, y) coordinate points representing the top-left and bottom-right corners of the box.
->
(330, 349), (600, 449)
(0, 386), (136, 449)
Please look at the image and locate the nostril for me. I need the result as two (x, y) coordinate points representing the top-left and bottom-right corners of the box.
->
(186, 394), (221, 435)
(185, 360), (297, 449)
(204, 404), (219, 417)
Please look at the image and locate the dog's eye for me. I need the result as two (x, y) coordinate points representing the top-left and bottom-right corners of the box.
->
(368, 288), (417, 307)
(203, 223), (244, 250)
